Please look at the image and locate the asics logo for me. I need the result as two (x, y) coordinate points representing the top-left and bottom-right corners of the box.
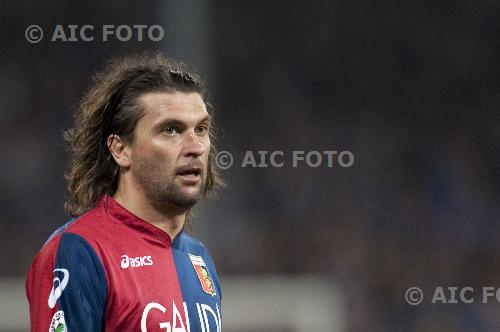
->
(48, 268), (69, 309)
(121, 255), (153, 269)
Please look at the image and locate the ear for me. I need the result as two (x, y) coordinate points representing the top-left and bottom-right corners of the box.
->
(107, 134), (131, 168)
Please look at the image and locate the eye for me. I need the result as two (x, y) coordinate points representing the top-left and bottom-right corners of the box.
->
(195, 125), (208, 135)
(163, 126), (178, 135)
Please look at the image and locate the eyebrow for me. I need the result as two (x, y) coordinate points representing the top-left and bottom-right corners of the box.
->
(155, 115), (212, 128)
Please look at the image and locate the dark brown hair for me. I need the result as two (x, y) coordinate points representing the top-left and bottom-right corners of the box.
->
(64, 52), (222, 216)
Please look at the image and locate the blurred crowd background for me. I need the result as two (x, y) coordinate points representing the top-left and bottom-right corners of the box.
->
(1, 1), (499, 331)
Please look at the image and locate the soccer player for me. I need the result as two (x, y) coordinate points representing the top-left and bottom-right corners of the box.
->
(26, 53), (223, 332)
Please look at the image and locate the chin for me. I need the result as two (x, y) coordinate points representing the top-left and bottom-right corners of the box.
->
(168, 188), (203, 208)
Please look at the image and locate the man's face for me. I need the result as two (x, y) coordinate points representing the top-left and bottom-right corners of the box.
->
(128, 91), (211, 212)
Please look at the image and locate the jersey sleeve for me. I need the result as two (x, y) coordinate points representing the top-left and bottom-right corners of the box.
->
(26, 232), (108, 332)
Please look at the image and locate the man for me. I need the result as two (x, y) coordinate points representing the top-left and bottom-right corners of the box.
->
(26, 53), (223, 332)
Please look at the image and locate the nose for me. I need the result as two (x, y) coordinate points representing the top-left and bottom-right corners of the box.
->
(182, 131), (206, 157)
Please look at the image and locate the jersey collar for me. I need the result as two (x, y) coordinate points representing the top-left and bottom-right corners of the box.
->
(100, 194), (176, 246)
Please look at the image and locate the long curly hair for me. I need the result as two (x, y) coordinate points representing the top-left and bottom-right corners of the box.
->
(64, 52), (223, 216)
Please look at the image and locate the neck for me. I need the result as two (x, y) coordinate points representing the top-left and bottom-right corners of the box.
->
(113, 184), (186, 241)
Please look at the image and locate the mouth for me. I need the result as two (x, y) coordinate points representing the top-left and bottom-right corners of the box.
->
(176, 167), (202, 183)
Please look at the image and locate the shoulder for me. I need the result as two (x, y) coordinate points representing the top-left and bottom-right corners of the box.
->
(28, 217), (108, 293)
(175, 231), (210, 254)
(42, 217), (79, 247)
(175, 231), (219, 272)
(33, 213), (106, 270)
(31, 207), (111, 272)
(42, 207), (108, 249)
(27, 216), (108, 298)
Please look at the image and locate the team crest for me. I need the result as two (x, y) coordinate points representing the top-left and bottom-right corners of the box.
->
(189, 254), (216, 297)
(49, 310), (66, 332)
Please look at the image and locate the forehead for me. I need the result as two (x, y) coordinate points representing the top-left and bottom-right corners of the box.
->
(137, 91), (208, 124)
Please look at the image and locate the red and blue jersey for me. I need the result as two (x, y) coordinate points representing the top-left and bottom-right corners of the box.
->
(26, 195), (222, 331)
